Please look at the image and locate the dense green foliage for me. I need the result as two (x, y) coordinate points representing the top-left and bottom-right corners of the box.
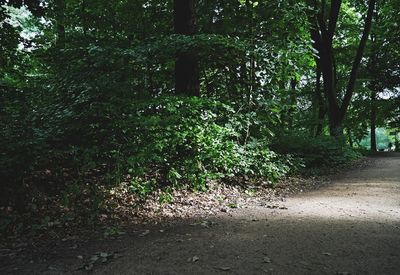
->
(1, 0), (399, 214)
(273, 135), (361, 168)
(126, 97), (295, 191)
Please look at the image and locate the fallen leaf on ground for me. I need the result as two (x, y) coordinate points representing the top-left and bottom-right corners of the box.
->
(192, 256), (199, 262)
(90, 255), (99, 262)
(84, 263), (93, 271)
(140, 230), (150, 237)
(263, 256), (271, 263)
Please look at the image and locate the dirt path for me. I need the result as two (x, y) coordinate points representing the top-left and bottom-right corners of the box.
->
(4, 154), (400, 274)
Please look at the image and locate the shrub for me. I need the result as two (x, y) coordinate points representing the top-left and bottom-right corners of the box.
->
(120, 96), (295, 191)
(272, 134), (361, 168)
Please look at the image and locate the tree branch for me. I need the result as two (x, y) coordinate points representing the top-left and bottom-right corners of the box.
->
(327, 0), (342, 45)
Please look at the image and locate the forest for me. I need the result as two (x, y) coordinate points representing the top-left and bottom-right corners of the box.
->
(1, 0), (400, 238)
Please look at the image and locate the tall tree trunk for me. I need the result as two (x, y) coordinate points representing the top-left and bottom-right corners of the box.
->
(370, 91), (377, 151)
(310, 24), (326, 136)
(81, 0), (87, 36)
(310, 0), (376, 136)
(174, 0), (200, 96)
(340, 0), (377, 122)
(55, 0), (66, 49)
(309, 0), (342, 136)
(320, 48), (342, 136)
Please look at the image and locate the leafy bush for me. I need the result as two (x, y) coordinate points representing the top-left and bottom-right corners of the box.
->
(120, 96), (294, 191)
(272, 134), (361, 168)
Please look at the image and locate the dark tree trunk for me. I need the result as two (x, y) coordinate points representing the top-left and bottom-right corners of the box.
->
(310, 25), (326, 136)
(340, 0), (377, 120)
(175, 55), (200, 96)
(370, 91), (377, 152)
(348, 128), (354, 148)
(174, 0), (200, 96)
(290, 78), (297, 91)
(55, 0), (66, 49)
(81, 0), (87, 36)
(319, 47), (342, 136)
(309, 0), (342, 136)
(309, 0), (376, 137)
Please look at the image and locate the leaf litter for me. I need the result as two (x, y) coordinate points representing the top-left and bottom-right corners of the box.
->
(80, 251), (122, 271)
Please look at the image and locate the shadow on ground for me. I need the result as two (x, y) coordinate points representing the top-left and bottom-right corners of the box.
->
(2, 153), (400, 275)
(9, 215), (398, 275)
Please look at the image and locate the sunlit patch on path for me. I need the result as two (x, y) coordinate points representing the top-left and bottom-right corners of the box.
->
(281, 154), (400, 222)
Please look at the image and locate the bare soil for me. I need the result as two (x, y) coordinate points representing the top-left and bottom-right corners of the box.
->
(2, 153), (400, 274)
